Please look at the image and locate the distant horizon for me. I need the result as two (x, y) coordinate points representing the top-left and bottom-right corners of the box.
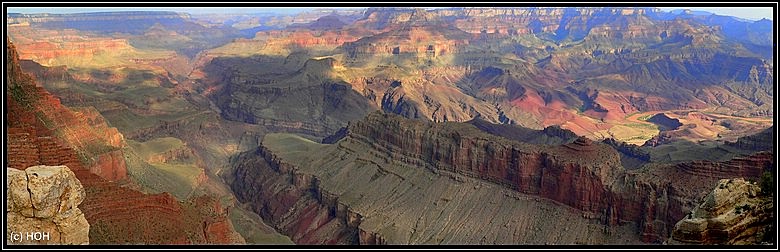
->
(655, 7), (773, 21)
(6, 7), (774, 21)
(6, 7), (354, 16)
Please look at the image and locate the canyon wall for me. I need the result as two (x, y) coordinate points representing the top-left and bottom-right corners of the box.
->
(231, 140), (645, 244)
(347, 112), (772, 242)
(231, 112), (771, 244)
(231, 147), (358, 244)
(6, 38), (244, 245)
(7, 38), (128, 182)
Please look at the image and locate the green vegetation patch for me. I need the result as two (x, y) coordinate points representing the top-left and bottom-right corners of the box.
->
(125, 138), (202, 200)
(263, 133), (326, 159)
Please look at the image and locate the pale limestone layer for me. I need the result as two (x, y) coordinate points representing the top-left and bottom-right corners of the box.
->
(669, 178), (773, 245)
(6, 166), (89, 245)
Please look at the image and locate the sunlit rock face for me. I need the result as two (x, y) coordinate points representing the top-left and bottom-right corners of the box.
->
(6, 166), (90, 245)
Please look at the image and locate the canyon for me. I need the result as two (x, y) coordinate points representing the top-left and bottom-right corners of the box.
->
(6, 39), (245, 244)
(230, 112), (773, 244)
(5, 6), (774, 246)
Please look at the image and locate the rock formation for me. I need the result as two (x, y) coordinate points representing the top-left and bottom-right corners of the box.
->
(669, 178), (774, 245)
(232, 136), (644, 244)
(231, 112), (774, 244)
(6, 166), (90, 245)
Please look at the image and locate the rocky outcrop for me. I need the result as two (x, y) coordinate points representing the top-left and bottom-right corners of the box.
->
(671, 152), (772, 179)
(256, 30), (360, 50)
(348, 112), (621, 200)
(321, 126), (349, 144)
(146, 144), (195, 164)
(669, 178), (773, 244)
(6, 166), (89, 245)
(185, 196), (246, 244)
(230, 111), (772, 244)
(6, 105), (243, 245)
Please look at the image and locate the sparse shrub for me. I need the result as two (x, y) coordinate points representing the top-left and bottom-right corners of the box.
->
(735, 204), (753, 214)
(761, 224), (775, 243)
(760, 171), (774, 196)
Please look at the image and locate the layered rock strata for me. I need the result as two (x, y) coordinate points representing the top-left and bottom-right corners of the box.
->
(6, 38), (244, 245)
(669, 178), (774, 244)
(232, 112), (771, 244)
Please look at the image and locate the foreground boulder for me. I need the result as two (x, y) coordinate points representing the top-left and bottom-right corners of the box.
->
(6, 166), (89, 245)
(669, 178), (773, 245)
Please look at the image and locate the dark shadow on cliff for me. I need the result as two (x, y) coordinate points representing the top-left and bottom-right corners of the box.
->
(200, 52), (378, 138)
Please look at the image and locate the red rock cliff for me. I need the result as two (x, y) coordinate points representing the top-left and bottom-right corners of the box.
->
(345, 112), (772, 243)
(6, 38), (244, 245)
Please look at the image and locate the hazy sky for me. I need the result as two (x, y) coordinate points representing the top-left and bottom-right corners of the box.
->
(7, 7), (775, 21)
(656, 7), (773, 21)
